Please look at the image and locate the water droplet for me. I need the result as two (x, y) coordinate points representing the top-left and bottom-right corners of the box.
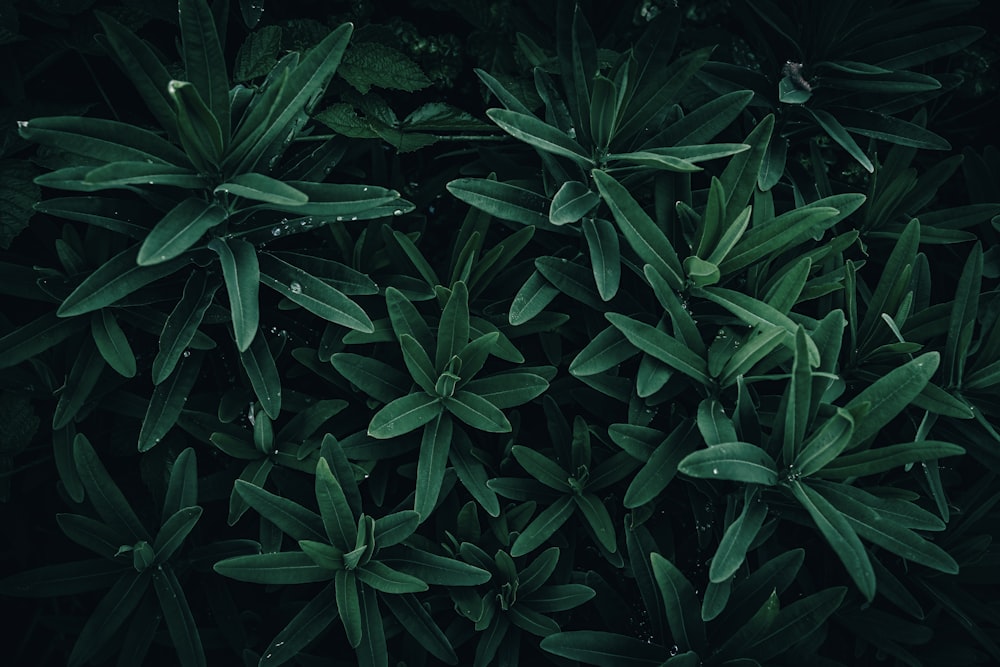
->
(362, 186), (368, 192)
(712, 467), (719, 475)
(289, 281), (302, 294)
(567, 127), (577, 138)
(182, 349), (191, 358)
(271, 227), (282, 236)
(393, 209), (403, 216)
(17, 120), (28, 128)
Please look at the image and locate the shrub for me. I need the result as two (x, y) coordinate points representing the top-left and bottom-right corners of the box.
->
(1, 1), (998, 665)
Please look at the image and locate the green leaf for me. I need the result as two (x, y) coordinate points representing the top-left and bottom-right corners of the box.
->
(817, 440), (965, 479)
(487, 108), (592, 165)
(678, 442), (778, 486)
(569, 325), (637, 376)
(216, 173), (309, 206)
(617, 46), (715, 141)
(436, 281), (470, 371)
(838, 109), (951, 150)
(228, 23), (353, 172)
(719, 114), (773, 214)
(368, 393), (442, 439)
(605, 313), (711, 385)
(512, 446), (568, 492)
(651, 553), (707, 653)
(444, 390), (511, 433)
(259, 582), (339, 666)
(139, 349), (202, 451)
(234, 480), (326, 541)
(448, 178), (552, 228)
(169, 79), (224, 170)
(550, 181), (600, 225)
(259, 253), (373, 333)
(356, 561), (428, 594)
(163, 448), (198, 521)
(339, 41), (430, 93)
(138, 198), (228, 266)
(52, 337), (105, 430)
(67, 570), (152, 667)
(152, 271), (217, 383)
(623, 426), (697, 508)
(89, 310), (136, 378)
(592, 169), (684, 290)
(746, 587), (846, 662)
(789, 480), (875, 600)
(807, 108), (874, 172)
(540, 631), (666, 666)
(0, 159), (39, 250)
(214, 551), (334, 584)
(382, 593), (457, 664)
(96, 12), (178, 140)
(719, 197), (860, 274)
(239, 332), (282, 419)
(315, 458), (357, 550)
(814, 481), (958, 573)
(382, 545), (491, 586)
(510, 495), (575, 557)
(509, 271), (560, 325)
(18, 116), (188, 165)
(151, 566), (205, 667)
(73, 433), (150, 540)
(710, 493), (768, 583)
(791, 406), (854, 479)
(153, 506), (202, 564)
(207, 237), (260, 352)
(574, 492), (617, 553)
(462, 372), (549, 409)
(582, 217), (621, 300)
(695, 287), (820, 365)
(415, 413), (453, 520)
(535, 256), (604, 309)
(234, 24), (281, 80)
(331, 353), (411, 404)
(179, 0), (229, 139)
(33, 197), (147, 239)
(844, 353), (939, 448)
(58, 246), (189, 317)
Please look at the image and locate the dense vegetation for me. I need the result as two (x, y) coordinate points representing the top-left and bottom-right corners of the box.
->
(1, 0), (999, 665)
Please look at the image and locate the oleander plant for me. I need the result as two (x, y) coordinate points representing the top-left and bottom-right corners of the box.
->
(1, 0), (998, 665)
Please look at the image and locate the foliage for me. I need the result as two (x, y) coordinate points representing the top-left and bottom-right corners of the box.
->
(1, 0), (999, 666)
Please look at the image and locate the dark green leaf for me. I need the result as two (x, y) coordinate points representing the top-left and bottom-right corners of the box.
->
(152, 565), (205, 667)
(213, 551), (334, 584)
(234, 479), (326, 541)
(844, 353), (939, 448)
(606, 313), (711, 385)
(239, 331), (282, 419)
(540, 631), (666, 666)
(152, 271), (217, 383)
(678, 442), (778, 486)
(208, 237), (260, 352)
(817, 440), (965, 479)
(368, 392), (442, 439)
(593, 169), (684, 290)
(67, 570), (151, 667)
(259, 253), (373, 332)
(58, 246), (188, 317)
(789, 480), (875, 600)
(415, 413), (453, 520)
(139, 350), (202, 452)
(444, 390), (511, 433)
(651, 553), (707, 653)
(137, 198), (227, 266)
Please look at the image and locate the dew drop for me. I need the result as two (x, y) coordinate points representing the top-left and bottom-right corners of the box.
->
(393, 209), (403, 216)
(17, 120), (28, 128)
(567, 127), (577, 138)
(182, 349), (191, 358)
(271, 227), (282, 236)
(289, 281), (302, 294)
(712, 467), (719, 475)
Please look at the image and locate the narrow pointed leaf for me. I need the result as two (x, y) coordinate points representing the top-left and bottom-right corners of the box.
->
(138, 198), (228, 266)
(208, 237), (260, 352)
(678, 442), (778, 486)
